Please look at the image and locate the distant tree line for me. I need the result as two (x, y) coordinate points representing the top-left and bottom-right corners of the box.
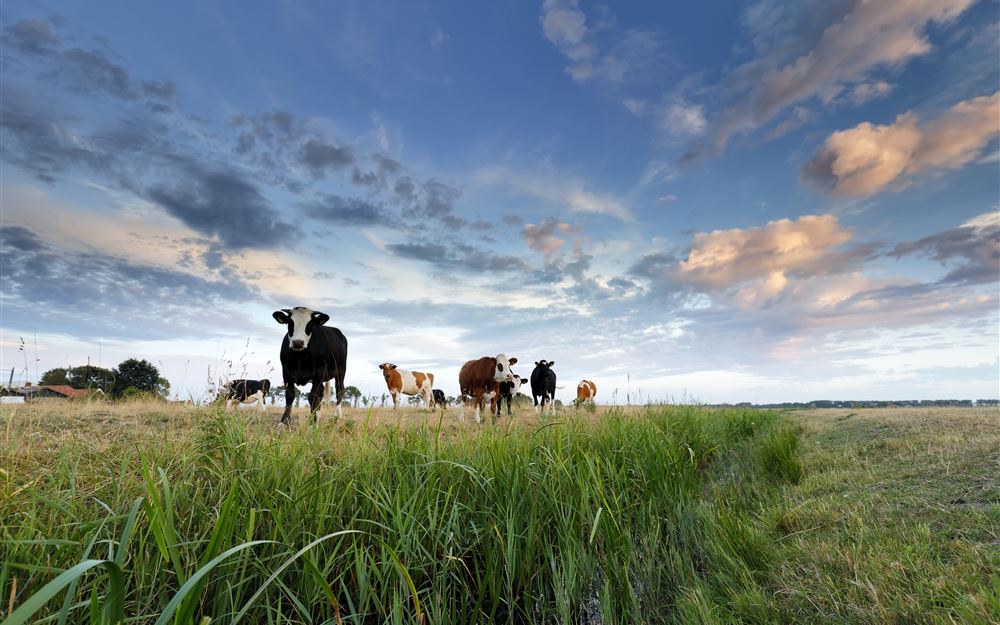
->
(718, 399), (995, 409)
(39, 358), (169, 399)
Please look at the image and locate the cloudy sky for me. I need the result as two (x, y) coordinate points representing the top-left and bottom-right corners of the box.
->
(1, 0), (998, 404)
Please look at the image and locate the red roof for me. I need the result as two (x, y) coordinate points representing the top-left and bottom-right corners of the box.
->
(22, 385), (90, 399)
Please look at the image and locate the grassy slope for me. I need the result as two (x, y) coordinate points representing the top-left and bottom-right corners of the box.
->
(772, 408), (1000, 624)
(2, 402), (997, 624)
(2, 403), (797, 624)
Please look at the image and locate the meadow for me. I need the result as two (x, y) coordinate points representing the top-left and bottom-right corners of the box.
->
(1, 401), (996, 624)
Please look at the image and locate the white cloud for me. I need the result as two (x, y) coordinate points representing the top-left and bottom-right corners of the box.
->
(672, 214), (854, 290)
(657, 194), (678, 204)
(850, 80), (894, 105)
(718, 0), (976, 147)
(430, 28), (447, 50)
(803, 92), (1000, 196)
(474, 166), (633, 221)
(623, 97), (647, 116)
(539, 1), (662, 86)
(661, 101), (707, 137)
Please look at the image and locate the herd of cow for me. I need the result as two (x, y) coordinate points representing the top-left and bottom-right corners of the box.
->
(220, 307), (598, 426)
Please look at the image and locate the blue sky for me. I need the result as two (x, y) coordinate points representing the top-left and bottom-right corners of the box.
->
(2, 0), (998, 403)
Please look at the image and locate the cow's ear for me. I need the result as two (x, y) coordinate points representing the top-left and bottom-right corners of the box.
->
(311, 311), (330, 326)
(535, 361), (540, 366)
(509, 357), (518, 365)
(273, 310), (291, 324)
(548, 360), (555, 367)
(390, 364), (397, 369)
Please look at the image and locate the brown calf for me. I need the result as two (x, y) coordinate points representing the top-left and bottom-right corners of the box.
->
(576, 380), (597, 405)
(379, 363), (435, 408)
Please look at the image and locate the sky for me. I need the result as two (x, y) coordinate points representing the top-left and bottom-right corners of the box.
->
(1, 0), (998, 404)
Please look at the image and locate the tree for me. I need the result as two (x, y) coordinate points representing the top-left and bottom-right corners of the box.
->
(40, 368), (69, 386)
(156, 377), (171, 399)
(68, 365), (115, 393)
(112, 359), (160, 397)
(344, 385), (362, 408)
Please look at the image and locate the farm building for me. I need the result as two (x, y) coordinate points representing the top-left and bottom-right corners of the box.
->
(3, 383), (91, 400)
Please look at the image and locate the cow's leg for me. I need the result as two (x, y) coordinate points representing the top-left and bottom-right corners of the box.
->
(391, 390), (400, 409)
(425, 387), (434, 409)
(506, 395), (513, 416)
(474, 392), (482, 424)
(334, 374), (345, 419)
(307, 382), (325, 424)
(281, 383), (295, 425)
(256, 392), (266, 411)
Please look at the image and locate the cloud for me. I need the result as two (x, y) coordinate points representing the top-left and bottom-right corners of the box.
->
(623, 97), (646, 116)
(802, 92), (1000, 196)
(673, 214), (861, 290)
(539, 1), (663, 86)
(4, 19), (176, 102)
(661, 101), (707, 137)
(522, 219), (577, 258)
(766, 106), (814, 139)
(0, 226), (259, 340)
(3, 19), (58, 55)
(849, 80), (893, 105)
(299, 138), (355, 177)
(385, 242), (529, 273)
(716, 0), (976, 148)
(302, 194), (388, 226)
(0, 89), (116, 183)
(431, 28), (447, 50)
(893, 211), (1000, 285)
(475, 166), (632, 221)
(147, 163), (297, 250)
(629, 214), (876, 309)
(657, 194), (678, 204)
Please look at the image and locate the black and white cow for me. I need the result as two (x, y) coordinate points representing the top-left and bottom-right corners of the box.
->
(222, 379), (271, 410)
(432, 389), (447, 407)
(530, 360), (557, 416)
(494, 373), (527, 417)
(273, 307), (348, 426)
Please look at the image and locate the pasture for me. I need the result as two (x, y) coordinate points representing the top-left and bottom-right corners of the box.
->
(1, 401), (996, 624)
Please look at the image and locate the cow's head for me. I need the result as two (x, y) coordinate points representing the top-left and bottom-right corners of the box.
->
(272, 307), (329, 351)
(511, 374), (527, 393)
(534, 360), (555, 370)
(378, 363), (397, 380)
(493, 354), (517, 382)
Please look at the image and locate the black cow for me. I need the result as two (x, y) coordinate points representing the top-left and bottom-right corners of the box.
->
(432, 389), (447, 407)
(273, 307), (348, 426)
(222, 379), (271, 410)
(530, 360), (557, 416)
(494, 373), (527, 417)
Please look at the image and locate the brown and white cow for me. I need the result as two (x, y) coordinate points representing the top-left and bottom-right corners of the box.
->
(458, 354), (517, 423)
(576, 380), (597, 406)
(379, 363), (435, 408)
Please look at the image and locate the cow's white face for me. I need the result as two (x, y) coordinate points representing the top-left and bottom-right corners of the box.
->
(511, 374), (526, 393)
(494, 354), (517, 382)
(272, 307), (329, 351)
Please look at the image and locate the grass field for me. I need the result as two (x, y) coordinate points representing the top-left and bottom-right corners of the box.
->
(1, 401), (996, 624)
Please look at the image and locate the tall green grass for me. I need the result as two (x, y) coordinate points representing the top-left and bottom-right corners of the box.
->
(2, 406), (797, 624)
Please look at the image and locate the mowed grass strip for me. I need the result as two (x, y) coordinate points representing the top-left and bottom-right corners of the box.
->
(1, 403), (797, 624)
(773, 408), (1000, 625)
